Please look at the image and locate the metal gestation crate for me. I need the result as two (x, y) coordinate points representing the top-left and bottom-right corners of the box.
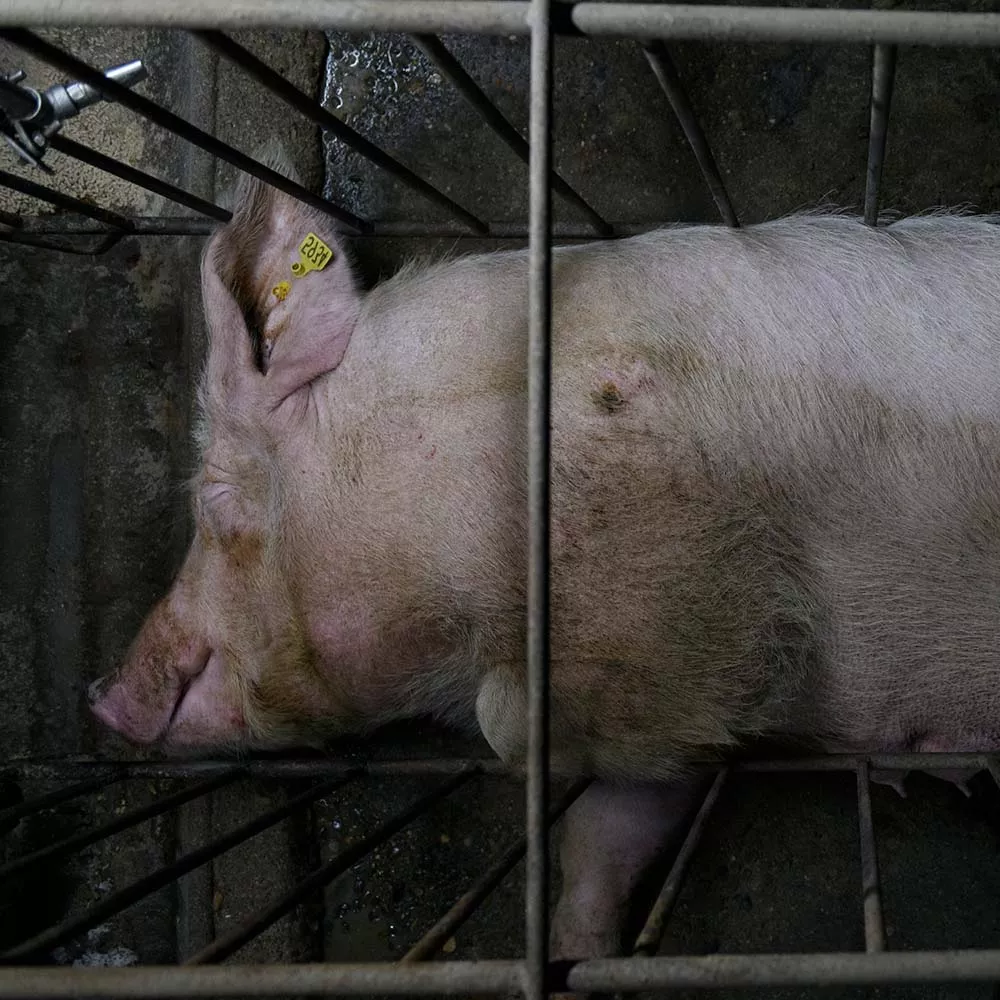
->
(3, 1), (1000, 997)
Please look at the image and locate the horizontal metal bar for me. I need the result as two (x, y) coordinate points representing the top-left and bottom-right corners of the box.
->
(632, 768), (728, 957)
(49, 134), (232, 222)
(7, 950), (1000, 997)
(0, 29), (369, 234)
(409, 34), (611, 237)
(194, 30), (486, 234)
(4, 2), (1000, 46)
(641, 41), (738, 228)
(0, 208), (22, 227)
(0, 167), (132, 229)
(0, 774), (120, 829)
(7, 756), (504, 782)
(0, 775), (358, 962)
(0, 963), (526, 997)
(567, 951), (1000, 991)
(7, 751), (997, 783)
(0, 228), (122, 254)
(733, 752), (995, 773)
(0, 772), (242, 881)
(403, 777), (591, 963)
(186, 770), (476, 964)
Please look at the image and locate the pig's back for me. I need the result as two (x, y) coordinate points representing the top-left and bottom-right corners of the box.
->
(357, 215), (1000, 777)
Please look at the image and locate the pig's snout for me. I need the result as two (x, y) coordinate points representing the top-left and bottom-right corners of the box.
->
(89, 596), (215, 747)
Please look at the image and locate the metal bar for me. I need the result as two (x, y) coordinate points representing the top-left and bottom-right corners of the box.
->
(856, 762), (886, 952)
(525, 0), (554, 995)
(10, 951), (1000, 997)
(0, 208), (22, 227)
(0, 228), (122, 254)
(632, 769), (728, 957)
(986, 756), (1000, 792)
(863, 43), (897, 227)
(640, 41), (738, 228)
(0, 168), (132, 229)
(8, 751), (997, 783)
(5, 2), (1000, 46)
(0, 29), (369, 234)
(0, 772), (242, 881)
(49, 134), (232, 222)
(194, 30), (486, 235)
(0, 775), (358, 962)
(409, 34), (612, 237)
(186, 770), (476, 965)
(0, 774), (119, 829)
(567, 951), (1000, 992)
(404, 778), (591, 963)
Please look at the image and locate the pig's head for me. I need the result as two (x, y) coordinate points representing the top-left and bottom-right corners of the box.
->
(89, 153), (362, 753)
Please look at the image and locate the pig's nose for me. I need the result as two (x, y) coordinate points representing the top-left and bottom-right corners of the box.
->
(87, 673), (114, 706)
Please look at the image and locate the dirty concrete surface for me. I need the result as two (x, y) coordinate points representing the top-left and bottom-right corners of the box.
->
(3, 7), (1000, 998)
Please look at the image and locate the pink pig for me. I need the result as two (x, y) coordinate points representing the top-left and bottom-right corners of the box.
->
(90, 152), (1000, 961)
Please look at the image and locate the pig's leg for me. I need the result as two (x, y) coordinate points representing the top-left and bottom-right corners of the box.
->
(551, 776), (709, 962)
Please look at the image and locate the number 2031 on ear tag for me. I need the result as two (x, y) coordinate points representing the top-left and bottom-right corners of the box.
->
(292, 232), (334, 277)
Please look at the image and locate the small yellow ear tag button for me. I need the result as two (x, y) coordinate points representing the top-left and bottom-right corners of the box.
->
(272, 281), (291, 302)
(291, 232), (335, 277)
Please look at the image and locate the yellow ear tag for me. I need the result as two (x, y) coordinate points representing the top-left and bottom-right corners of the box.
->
(272, 280), (291, 302)
(291, 232), (335, 278)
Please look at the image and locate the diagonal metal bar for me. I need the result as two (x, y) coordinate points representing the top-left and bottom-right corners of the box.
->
(49, 135), (232, 222)
(404, 778), (591, 963)
(863, 43), (897, 226)
(0, 29), (369, 234)
(409, 33), (612, 236)
(0, 775), (359, 963)
(525, 0), (555, 994)
(0, 774), (120, 830)
(856, 762), (886, 952)
(185, 769), (477, 965)
(0, 168), (132, 229)
(0, 772), (242, 881)
(194, 30), (487, 234)
(632, 769), (728, 957)
(641, 41), (738, 227)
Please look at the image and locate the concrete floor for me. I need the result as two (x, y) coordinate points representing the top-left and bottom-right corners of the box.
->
(3, 10), (1000, 998)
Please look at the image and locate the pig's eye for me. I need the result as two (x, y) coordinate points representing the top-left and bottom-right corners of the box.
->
(199, 480), (244, 538)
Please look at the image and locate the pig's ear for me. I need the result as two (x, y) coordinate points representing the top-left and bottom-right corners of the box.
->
(202, 142), (361, 406)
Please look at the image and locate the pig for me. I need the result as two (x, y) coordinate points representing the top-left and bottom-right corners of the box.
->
(89, 149), (1000, 965)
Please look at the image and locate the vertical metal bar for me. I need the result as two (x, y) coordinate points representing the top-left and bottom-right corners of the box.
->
(632, 769), (728, 957)
(525, 0), (554, 994)
(857, 762), (886, 952)
(409, 34), (612, 237)
(864, 43), (897, 227)
(641, 41), (738, 228)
